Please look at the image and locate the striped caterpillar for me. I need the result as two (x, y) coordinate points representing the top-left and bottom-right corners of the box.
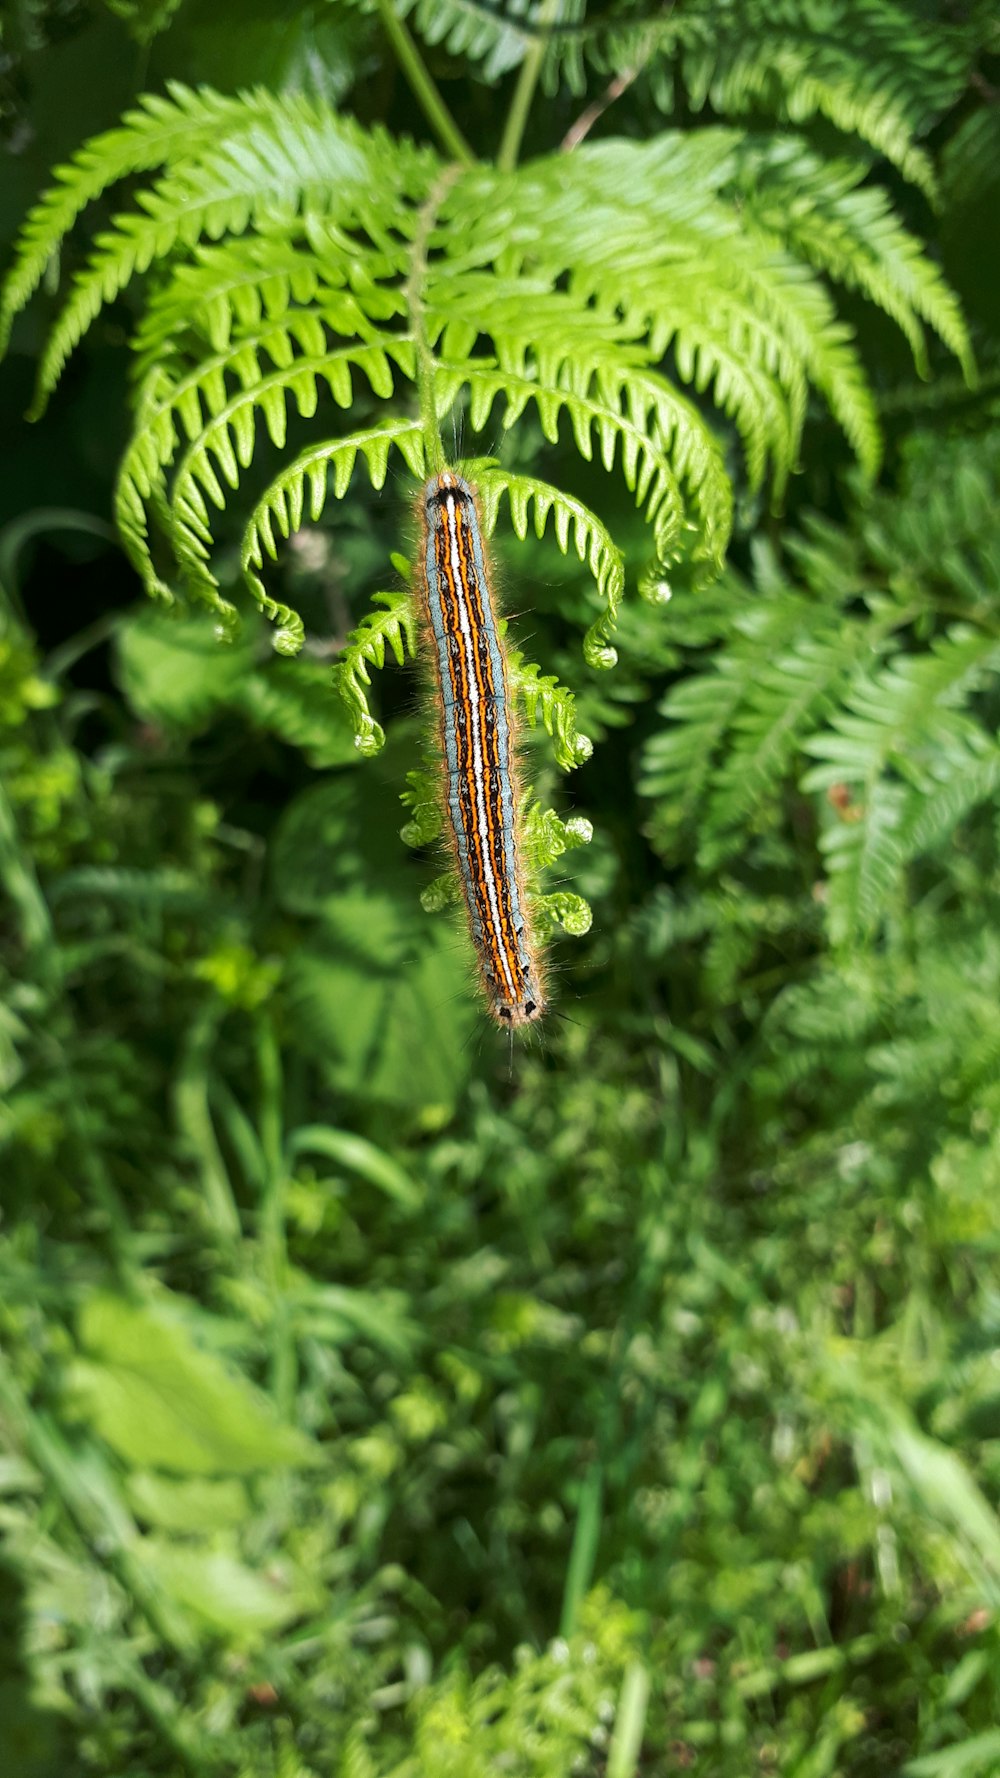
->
(418, 469), (546, 1028)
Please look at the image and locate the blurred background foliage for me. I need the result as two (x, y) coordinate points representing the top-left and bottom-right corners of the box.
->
(3, 2), (1000, 1774)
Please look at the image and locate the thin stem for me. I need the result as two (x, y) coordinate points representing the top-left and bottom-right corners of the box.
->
(375, 0), (475, 166)
(257, 1013), (296, 1419)
(561, 29), (655, 153)
(555, 46), (651, 152)
(0, 774), (53, 962)
(559, 1460), (604, 1637)
(174, 1007), (242, 1245)
(405, 167), (461, 474)
(497, 0), (560, 172)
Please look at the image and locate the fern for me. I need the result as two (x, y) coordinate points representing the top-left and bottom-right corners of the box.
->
(3, 89), (968, 643)
(730, 136), (974, 382)
(394, 0), (558, 83)
(0, 83), (276, 355)
(641, 420), (1000, 945)
(336, 587), (418, 757)
(802, 628), (1000, 942)
(471, 460), (628, 674)
(6, 90), (969, 628)
(505, 648), (592, 773)
(639, 565), (875, 863)
(103, 0), (185, 41)
(396, 0), (974, 193)
(661, 0), (971, 198)
(942, 107), (1000, 212)
(0, 46), (973, 941)
(400, 768), (443, 850)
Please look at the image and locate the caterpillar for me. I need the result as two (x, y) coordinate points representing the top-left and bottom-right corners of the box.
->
(418, 469), (546, 1028)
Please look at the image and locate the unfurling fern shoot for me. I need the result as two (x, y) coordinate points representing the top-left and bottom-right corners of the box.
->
(420, 470), (545, 1028)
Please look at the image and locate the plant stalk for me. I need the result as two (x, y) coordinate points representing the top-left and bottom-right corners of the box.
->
(375, 0), (474, 166)
(497, 0), (561, 172)
(405, 167), (462, 474)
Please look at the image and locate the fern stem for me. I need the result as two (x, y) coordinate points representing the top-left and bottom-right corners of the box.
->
(497, 0), (560, 172)
(405, 169), (460, 473)
(560, 29), (655, 153)
(374, 0), (474, 166)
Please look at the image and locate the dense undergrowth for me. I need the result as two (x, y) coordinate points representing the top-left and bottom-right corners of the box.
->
(2, 2), (1000, 1775)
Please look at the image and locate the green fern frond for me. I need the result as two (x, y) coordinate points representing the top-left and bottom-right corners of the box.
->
(399, 0), (969, 186)
(903, 745), (1000, 859)
(942, 107), (1000, 211)
(133, 235), (406, 373)
(240, 420), (426, 650)
(104, 0), (185, 42)
(639, 658), (755, 841)
(400, 768), (442, 848)
(534, 891), (593, 938)
(5, 74), (977, 954)
(522, 804), (594, 937)
(643, 416), (1000, 969)
(22, 93), (433, 415)
(455, 342), (732, 581)
(640, 0), (971, 196)
(420, 870), (460, 913)
(638, 573), (865, 855)
(170, 340), (413, 586)
(522, 804), (594, 873)
(336, 588), (418, 758)
(469, 133), (917, 483)
(449, 362), (691, 641)
(672, 0), (968, 197)
(703, 629), (872, 865)
(7, 87), (970, 646)
(471, 462), (626, 678)
(732, 138), (975, 382)
(903, 743), (1000, 860)
(802, 628), (1000, 941)
(395, 0), (550, 82)
(0, 82), (273, 356)
(802, 629), (1000, 795)
(814, 777), (909, 946)
(466, 359), (731, 578)
(504, 647), (592, 773)
(116, 327), (415, 603)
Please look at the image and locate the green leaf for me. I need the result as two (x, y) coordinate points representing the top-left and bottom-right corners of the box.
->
(140, 1541), (318, 1641)
(287, 1125), (423, 1209)
(905, 1732), (1000, 1777)
(124, 1472), (251, 1532)
(287, 898), (476, 1110)
(70, 1294), (316, 1474)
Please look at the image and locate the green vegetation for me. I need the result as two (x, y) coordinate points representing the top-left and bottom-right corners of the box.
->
(1, 1), (1000, 1772)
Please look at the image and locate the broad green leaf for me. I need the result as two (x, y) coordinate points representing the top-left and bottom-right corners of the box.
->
(70, 1294), (316, 1474)
(905, 1732), (1000, 1777)
(287, 898), (476, 1110)
(140, 1540), (318, 1640)
(124, 1471), (251, 1532)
